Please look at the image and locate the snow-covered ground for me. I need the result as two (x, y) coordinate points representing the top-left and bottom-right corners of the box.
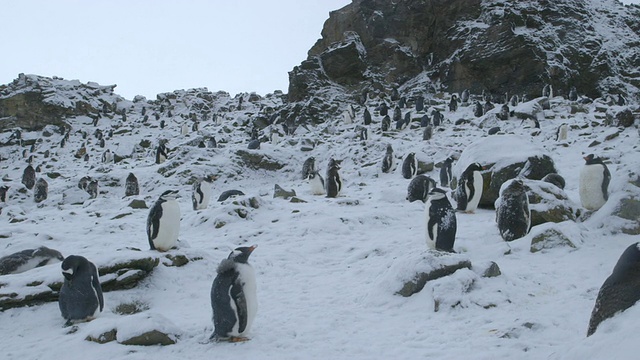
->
(0, 88), (638, 359)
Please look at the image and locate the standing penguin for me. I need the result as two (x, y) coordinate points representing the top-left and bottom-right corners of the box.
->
(210, 245), (258, 342)
(147, 190), (181, 251)
(0, 185), (9, 202)
(363, 108), (372, 126)
(424, 188), (457, 252)
(326, 159), (342, 198)
(381, 115), (391, 132)
(58, 255), (104, 325)
(495, 179), (530, 242)
(156, 143), (168, 164)
(415, 96), (424, 112)
(556, 123), (568, 141)
(87, 180), (99, 199)
(101, 149), (113, 163)
(22, 165), (36, 190)
(407, 175), (437, 203)
(423, 125), (433, 141)
(473, 101), (484, 117)
(307, 171), (325, 195)
(460, 89), (470, 106)
(302, 157), (316, 180)
(431, 109), (444, 127)
(401, 153), (418, 179)
(381, 144), (394, 174)
(568, 86), (578, 101)
(439, 156), (454, 188)
(587, 242), (640, 336)
(181, 122), (189, 135)
(125, 172), (139, 197)
(456, 163), (485, 213)
(448, 95), (458, 112)
(542, 84), (553, 98)
(579, 154), (610, 211)
(34, 178), (48, 203)
(192, 175), (216, 210)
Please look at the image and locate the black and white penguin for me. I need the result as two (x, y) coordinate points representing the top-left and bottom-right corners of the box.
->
(401, 153), (418, 179)
(579, 154), (610, 211)
(542, 84), (553, 98)
(0, 246), (64, 275)
(393, 106), (402, 127)
(495, 179), (530, 242)
(0, 185), (8, 202)
(22, 165), (36, 190)
(424, 188), (457, 252)
(448, 95), (458, 112)
(156, 143), (168, 164)
(101, 149), (113, 163)
(381, 115), (391, 132)
(83, 153), (90, 162)
(326, 158), (342, 198)
(423, 125), (433, 141)
(439, 156), (454, 188)
(125, 172), (139, 197)
(302, 156), (316, 180)
(473, 101), (484, 117)
(34, 177), (48, 203)
(308, 171), (325, 195)
(78, 176), (92, 191)
(617, 94), (626, 106)
(217, 190), (245, 202)
(483, 100), (495, 114)
(379, 102), (389, 117)
(455, 163), (485, 213)
(568, 86), (577, 101)
(87, 180), (99, 199)
(588, 242), (640, 336)
(147, 190), (181, 251)
(192, 175), (216, 210)
(210, 245), (258, 342)
(497, 104), (509, 120)
(509, 94), (519, 107)
(420, 114), (430, 128)
(402, 112), (411, 129)
(415, 96), (424, 112)
(181, 122), (189, 136)
(358, 126), (368, 141)
(363, 108), (372, 126)
(555, 123), (568, 141)
(542, 173), (566, 190)
(431, 109), (444, 127)
(460, 89), (470, 106)
(58, 255), (104, 325)
(407, 175), (437, 203)
(381, 144), (394, 174)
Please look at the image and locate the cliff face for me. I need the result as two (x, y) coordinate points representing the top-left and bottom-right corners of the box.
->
(288, 0), (640, 111)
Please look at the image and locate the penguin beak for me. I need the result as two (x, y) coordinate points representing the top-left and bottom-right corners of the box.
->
(248, 245), (258, 253)
(582, 156), (589, 161)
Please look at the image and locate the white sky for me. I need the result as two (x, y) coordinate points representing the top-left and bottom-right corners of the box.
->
(1, 0), (350, 100)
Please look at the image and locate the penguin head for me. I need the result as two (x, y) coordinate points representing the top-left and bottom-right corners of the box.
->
(428, 187), (448, 200)
(61, 255), (88, 281)
(466, 163), (485, 172)
(583, 154), (604, 165)
(159, 189), (179, 201)
(228, 245), (257, 264)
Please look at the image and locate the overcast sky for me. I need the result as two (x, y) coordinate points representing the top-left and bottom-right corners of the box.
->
(1, 0), (350, 100)
(1, 0), (638, 100)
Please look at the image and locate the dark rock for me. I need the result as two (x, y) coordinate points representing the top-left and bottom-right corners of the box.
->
(114, 301), (149, 315)
(127, 199), (147, 209)
(525, 180), (576, 226)
(119, 330), (177, 346)
(530, 228), (576, 253)
(395, 253), (472, 297)
(274, 184), (296, 199)
(217, 190), (245, 202)
(481, 262), (502, 278)
(86, 329), (117, 344)
(235, 150), (285, 171)
(613, 196), (640, 235)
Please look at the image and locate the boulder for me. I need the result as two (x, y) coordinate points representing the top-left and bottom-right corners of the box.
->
(530, 227), (577, 253)
(524, 179), (577, 226)
(235, 150), (285, 171)
(273, 184), (296, 199)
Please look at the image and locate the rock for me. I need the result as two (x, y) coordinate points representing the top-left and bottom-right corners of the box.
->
(319, 32), (368, 85)
(86, 329), (117, 344)
(128, 199), (148, 209)
(524, 179), (576, 226)
(119, 330), (177, 346)
(417, 160), (435, 174)
(613, 196), (640, 235)
(530, 227), (576, 253)
(114, 301), (149, 315)
(98, 256), (160, 292)
(273, 184), (296, 199)
(217, 190), (245, 202)
(606, 108), (635, 128)
(116, 313), (180, 346)
(475, 261), (502, 278)
(235, 150), (285, 171)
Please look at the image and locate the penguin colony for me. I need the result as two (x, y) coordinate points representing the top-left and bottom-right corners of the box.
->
(0, 79), (633, 350)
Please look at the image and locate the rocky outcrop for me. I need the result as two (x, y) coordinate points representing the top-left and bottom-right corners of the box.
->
(525, 179), (577, 226)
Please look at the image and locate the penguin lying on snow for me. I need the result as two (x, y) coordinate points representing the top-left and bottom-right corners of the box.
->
(579, 154), (610, 211)
(211, 245), (258, 342)
(0, 246), (64, 275)
(147, 190), (181, 251)
(59, 255), (104, 325)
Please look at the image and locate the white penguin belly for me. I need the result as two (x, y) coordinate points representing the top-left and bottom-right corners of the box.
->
(580, 165), (606, 210)
(466, 172), (483, 211)
(424, 199), (436, 250)
(235, 263), (257, 336)
(310, 176), (325, 195)
(155, 202), (180, 251)
(196, 184), (212, 209)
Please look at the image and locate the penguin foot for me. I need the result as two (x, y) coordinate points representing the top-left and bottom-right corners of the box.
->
(210, 334), (250, 343)
(229, 336), (250, 343)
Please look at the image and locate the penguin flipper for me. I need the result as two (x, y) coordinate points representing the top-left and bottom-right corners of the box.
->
(602, 166), (611, 201)
(231, 280), (248, 333)
(91, 272), (104, 312)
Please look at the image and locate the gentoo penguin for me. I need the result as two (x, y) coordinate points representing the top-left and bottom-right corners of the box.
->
(393, 106), (402, 127)
(579, 154), (610, 211)
(542, 173), (566, 190)
(381, 144), (394, 174)
(555, 123), (568, 141)
(587, 242), (640, 336)
(381, 115), (391, 132)
(102, 149), (113, 163)
(415, 96), (424, 112)
(58, 255), (104, 325)
(448, 95), (458, 112)
(495, 179), (530, 242)
(568, 86), (578, 101)
(125, 172), (139, 197)
(617, 94), (626, 106)
(473, 101), (484, 117)
(22, 165), (36, 190)
(0, 246), (64, 275)
(207, 136), (217, 148)
(509, 94), (519, 107)
(326, 158), (342, 198)
(439, 156), (454, 188)
(84, 153), (90, 162)
(455, 163), (485, 213)
(460, 89), (470, 105)
(156, 143), (168, 164)
(87, 180), (99, 199)
(363, 108), (372, 126)
(358, 126), (368, 141)
(431, 109), (443, 127)
(379, 102), (389, 117)
(147, 190), (181, 251)
(78, 176), (92, 191)
(34, 178), (48, 203)
(420, 114), (430, 127)
(423, 125), (433, 141)
(483, 100), (495, 114)
(497, 104), (509, 120)
(401, 153), (418, 179)
(308, 171), (325, 195)
(217, 190), (245, 202)
(302, 156), (316, 180)
(424, 188), (457, 252)
(210, 245), (258, 342)
(0, 185), (8, 202)
(542, 84), (553, 98)
(407, 175), (437, 203)
(192, 175), (216, 210)
(181, 122), (189, 135)
(401, 112), (411, 130)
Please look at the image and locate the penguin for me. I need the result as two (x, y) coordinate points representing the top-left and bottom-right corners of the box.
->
(358, 126), (368, 141)
(487, 126), (501, 135)
(617, 94), (626, 106)
(22, 164), (36, 190)
(460, 89), (470, 106)
(381, 115), (391, 132)
(125, 172), (139, 197)
(181, 122), (189, 135)
(192, 175), (216, 210)
(207, 137), (217, 148)
(398, 97), (406, 109)
(448, 95), (458, 112)
(423, 125), (433, 141)
(160, 119), (166, 129)
(473, 101), (484, 117)
(147, 190), (181, 251)
(342, 109), (354, 124)
(58, 255), (104, 325)
(192, 121), (199, 132)
(542, 173), (566, 190)
(0, 246), (64, 275)
(101, 149), (113, 163)
(415, 96), (424, 112)
(402, 112), (411, 129)
(407, 175), (437, 203)
(424, 188), (457, 252)
(379, 102), (389, 117)
(555, 123), (568, 141)
(420, 114), (430, 128)
(579, 154), (610, 211)
(210, 245), (258, 342)
(302, 156), (316, 180)
(156, 143), (168, 164)
(439, 156), (454, 188)
(381, 144), (394, 174)
(308, 171), (325, 195)
(431, 109), (443, 127)
(495, 179), (530, 242)
(587, 242), (640, 337)
(34, 177), (48, 203)
(78, 176), (92, 191)
(510, 94), (519, 107)
(568, 86), (578, 101)
(87, 180), (99, 199)
(542, 84), (553, 98)
(393, 106), (402, 127)
(455, 163), (485, 213)
(483, 100), (495, 114)
(497, 104), (509, 120)
(401, 153), (418, 179)
(363, 108), (372, 126)
(326, 158), (342, 198)
(0, 185), (8, 202)
(217, 190), (245, 202)
(84, 153), (90, 162)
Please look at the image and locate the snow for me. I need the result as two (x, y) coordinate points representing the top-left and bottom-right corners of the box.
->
(0, 75), (639, 360)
